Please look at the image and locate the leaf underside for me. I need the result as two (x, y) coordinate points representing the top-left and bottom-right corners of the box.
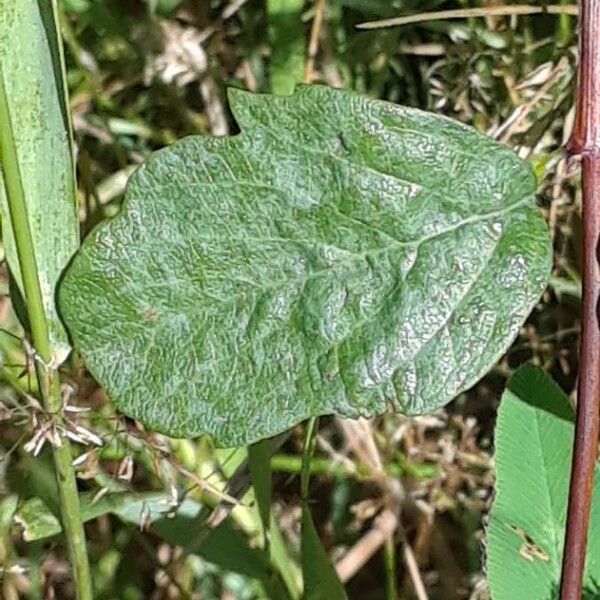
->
(59, 85), (551, 446)
(487, 365), (600, 599)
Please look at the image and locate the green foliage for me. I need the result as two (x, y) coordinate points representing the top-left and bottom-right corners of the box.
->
(14, 491), (194, 542)
(268, 0), (306, 95)
(301, 505), (346, 600)
(300, 419), (346, 599)
(0, 0), (79, 364)
(488, 365), (600, 599)
(14, 488), (287, 594)
(248, 441), (299, 599)
(59, 84), (551, 447)
(248, 439), (273, 535)
(0, 0), (581, 598)
(146, 0), (183, 16)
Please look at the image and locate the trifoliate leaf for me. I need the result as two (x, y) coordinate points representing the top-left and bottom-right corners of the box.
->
(488, 365), (600, 599)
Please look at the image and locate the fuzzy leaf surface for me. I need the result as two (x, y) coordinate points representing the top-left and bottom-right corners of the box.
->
(60, 85), (551, 446)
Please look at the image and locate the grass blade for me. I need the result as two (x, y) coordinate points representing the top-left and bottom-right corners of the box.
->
(0, 2), (91, 597)
(0, 0), (79, 365)
(301, 418), (347, 599)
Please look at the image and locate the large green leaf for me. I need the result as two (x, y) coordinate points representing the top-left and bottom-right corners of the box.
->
(0, 0), (79, 363)
(487, 365), (600, 599)
(59, 85), (551, 446)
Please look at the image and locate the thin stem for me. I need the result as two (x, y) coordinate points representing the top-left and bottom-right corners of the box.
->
(560, 1), (600, 598)
(304, 0), (326, 84)
(301, 417), (319, 501)
(0, 67), (93, 600)
(248, 439), (273, 544)
(356, 4), (578, 29)
(384, 537), (398, 600)
(402, 543), (429, 600)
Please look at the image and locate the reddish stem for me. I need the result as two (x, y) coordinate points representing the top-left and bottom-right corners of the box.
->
(560, 1), (600, 598)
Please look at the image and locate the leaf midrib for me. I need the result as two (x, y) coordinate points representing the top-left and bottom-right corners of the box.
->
(104, 199), (511, 391)
(133, 195), (530, 304)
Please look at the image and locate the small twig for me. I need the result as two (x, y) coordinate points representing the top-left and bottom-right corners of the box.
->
(384, 536), (399, 600)
(336, 418), (430, 597)
(496, 60), (569, 144)
(335, 509), (398, 583)
(171, 463), (239, 506)
(304, 0), (326, 84)
(198, 0), (250, 43)
(337, 418), (398, 492)
(316, 434), (358, 474)
(356, 4), (578, 30)
(151, 21), (229, 136)
(221, 0), (249, 20)
(402, 542), (429, 600)
(560, 1), (600, 598)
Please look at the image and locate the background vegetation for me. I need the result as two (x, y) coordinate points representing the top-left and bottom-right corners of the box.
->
(0, 0), (581, 598)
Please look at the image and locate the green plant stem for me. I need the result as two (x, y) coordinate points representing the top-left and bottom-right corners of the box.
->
(267, 0), (306, 95)
(301, 418), (319, 501)
(271, 452), (437, 480)
(384, 537), (398, 600)
(0, 68), (93, 600)
(248, 439), (273, 543)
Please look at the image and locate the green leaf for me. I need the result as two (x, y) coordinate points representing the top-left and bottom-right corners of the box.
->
(270, 518), (302, 599)
(268, 0), (306, 95)
(14, 487), (292, 597)
(300, 418), (346, 599)
(14, 496), (62, 542)
(301, 504), (346, 600)
(248, 439), (273, 535)
(178, 520), (274, 583)
(0, 0), (79, 364)
(13, 491), (194, 542)
(146, 0), (182, 16)
(487, 365), (600, 599)
(59, 85), (551, 446)
(149, 500), (293, 599)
